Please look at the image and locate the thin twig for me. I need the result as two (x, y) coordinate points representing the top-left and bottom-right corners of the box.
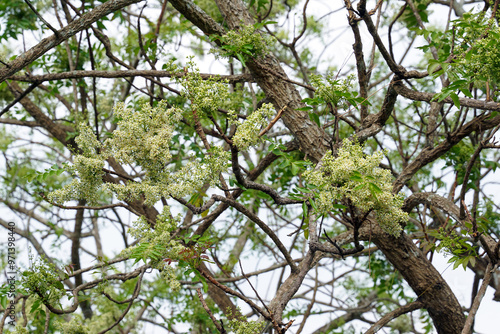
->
(197, 267), (272, 321)
(461, 262), (495, 334)
(97, 268), (146, 334)
(0, 82), (40, 117)
(24, 0), (60, 35)
(365, 300), (424, 334)
(259, 106), (286, 136)
(196, 288), (227, 333)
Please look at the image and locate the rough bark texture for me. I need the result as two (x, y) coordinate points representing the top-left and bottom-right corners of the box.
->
(394, 81), (500, 112)
(372, 231), (465, 334)
(198, 262), (240, 319)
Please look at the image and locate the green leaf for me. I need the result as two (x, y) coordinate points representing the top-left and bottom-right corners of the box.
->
(450, 92), (460, 108)
(349, 175), (363, 182)
(254, 20), (277, 29)
(37, 309), (46, 318)
(96, 20), (106, 30)
(308, 112), (321, 127)
(279, 159), (290, 168)
(368, 182), (382, 194)
(353, 184), (366, 191)
(427, 60), (440, 75)
(272, 148), (284, 156)
(460, 88), (473, 98)
(236, 53), (246, 66)
(301, 97), (322, 106)
(302, 202), (308, 215)
(308, 198), (317, 211)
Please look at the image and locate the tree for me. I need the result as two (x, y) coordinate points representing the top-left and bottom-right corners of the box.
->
(0, 0), (499, 333)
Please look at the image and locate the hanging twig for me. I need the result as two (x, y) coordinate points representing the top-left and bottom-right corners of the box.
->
(24, 0), (60, 36)
(196, 288), (227, 334)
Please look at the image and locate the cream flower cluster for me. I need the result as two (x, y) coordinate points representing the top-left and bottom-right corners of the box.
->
(181, 59), (233, 115)
(126, 207), (187, 291)
(48, 100), (229, 206)
(310, 73), (356, 107)
(210, 24), (272, 62)
(304, 139), (408, 236)
(232, 103), (274, 150)
(48, 155), (105, 205)
(105, 101), (181, 174)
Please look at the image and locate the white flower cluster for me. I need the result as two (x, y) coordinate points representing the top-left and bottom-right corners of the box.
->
(128, 207), (179, 245)
(225, 307), (266, 334)
(48, 123), (107, 205)
(75, 123), (102, 157)
(48, 155), (105, 205)
(55, 317), (90, 334)
(181, 59), (233, 115)
(49, 99), (229, 206)
(126, 207), (185, 291)
(210, 24), (273, 62)
(304, 139), (408, 236)
(232, 103), (274, 150)
(105, 101), (181, 176)
(310, 72), (355, 107)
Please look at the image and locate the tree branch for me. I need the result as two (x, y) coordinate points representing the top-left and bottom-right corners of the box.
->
(365, 300), (424, 334)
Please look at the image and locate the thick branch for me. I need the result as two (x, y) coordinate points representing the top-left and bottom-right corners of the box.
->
(212, 195), (298, 273)
(403, 192), (499, 264)
(394, 81), (500, 112)
(8, 70), (253, 84)
(172, 0), (329, 162)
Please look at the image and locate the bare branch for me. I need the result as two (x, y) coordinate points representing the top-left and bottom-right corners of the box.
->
(365, 300), (424, 334)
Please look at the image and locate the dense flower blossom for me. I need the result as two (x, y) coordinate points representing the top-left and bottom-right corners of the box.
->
(304, 139), (408, 236)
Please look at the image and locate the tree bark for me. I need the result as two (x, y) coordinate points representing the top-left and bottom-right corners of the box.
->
(372, 229), (465, 334)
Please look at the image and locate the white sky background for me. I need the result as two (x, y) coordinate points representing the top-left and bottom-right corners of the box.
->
(1, 0), (499, 333)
